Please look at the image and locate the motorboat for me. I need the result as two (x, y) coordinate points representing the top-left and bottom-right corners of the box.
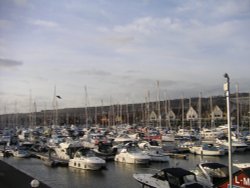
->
(115, 142), (150, 164)
(133, 167), (206, 188)
(222, 163), (250, 188)
(52, 140), (83, 160)
(189, 143), (225, 156)
(92, 142), (117, 161)
(192, 162), (229, 187)
(216, 136), (248, 152)
(137, 140), (162, 150)
(200, 128), (223, 142)
(175, 129), (199, 141)
(12, 146), (30, 158)
(142, 148), (170, 162)
(138, 139), (169, 162)
(68, 148), (106, 170)
(161, 132), (175, 142)
(113, 133), (135, 144)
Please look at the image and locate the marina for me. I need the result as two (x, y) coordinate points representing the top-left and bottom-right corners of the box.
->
(1, 149), (250, 188)
(1, 1), (250, 188)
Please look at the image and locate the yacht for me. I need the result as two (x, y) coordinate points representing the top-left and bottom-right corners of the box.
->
(175, 129), (199, 140)
(12, 146), (30, 158)
(115, 142), (150, 164)
(52, 140), (83, 160)
(133, 167), (206, 188)
(192, 162), (229, 187)
(200, 128), (223, 142)
(68, 148), (106, 170)
(189, 143), (225, 156)
(216, 136), (248, 152)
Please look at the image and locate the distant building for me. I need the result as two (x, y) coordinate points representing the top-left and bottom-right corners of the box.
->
(186, 106), (198, 120)
(149, 111), (157, 121)
(166, 110), (176, 120)
(211, 105), (223, 120)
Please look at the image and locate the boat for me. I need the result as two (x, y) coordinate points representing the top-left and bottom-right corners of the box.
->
(92, 142), (117, 161)
(68, 148), (106, 170)
(189, 143), (225, 156)
(114, 142), (150, 164)
(200, 128), (223, 143)
(52, 140), (83, 160)
(175, 129), (199, 141)
(113, 133), (135, 144)
(161, 132), (175, 142)
(133, 167), (206, 188)
(218, 163), (250, 188)
(216, 136), (248, 152)
(137, 140), (162, 150)
(12, 146), (30, 158)
(192, 162), (229, 187)
(142, 148), (170, 162)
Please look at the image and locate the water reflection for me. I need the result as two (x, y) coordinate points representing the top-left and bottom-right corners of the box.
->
(2, 151), (250, 188)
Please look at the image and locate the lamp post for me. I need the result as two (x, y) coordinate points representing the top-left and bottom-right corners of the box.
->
(224, 73), (233, 188)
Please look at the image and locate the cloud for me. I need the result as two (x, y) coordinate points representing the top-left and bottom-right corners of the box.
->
(13, 0), (28, 6)
(0, 58), (23, 69)
(102, 36), (135, 46)
(74, 69), (112, 77)
(0, 19), (12, 29)
(28, 19), (59, 28)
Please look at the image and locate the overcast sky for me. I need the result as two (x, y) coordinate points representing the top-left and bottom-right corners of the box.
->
(0, 0), (250, 113)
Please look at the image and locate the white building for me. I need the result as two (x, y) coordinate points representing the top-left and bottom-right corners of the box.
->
(186, 106), (198, 120)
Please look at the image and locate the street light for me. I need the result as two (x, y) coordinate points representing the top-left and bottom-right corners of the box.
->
(224, 73), (233, 188)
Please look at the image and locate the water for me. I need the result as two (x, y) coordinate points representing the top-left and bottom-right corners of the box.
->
(2, 151), (250, 188)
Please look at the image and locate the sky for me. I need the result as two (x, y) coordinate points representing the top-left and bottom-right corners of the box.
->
(0, 0), (250, 114)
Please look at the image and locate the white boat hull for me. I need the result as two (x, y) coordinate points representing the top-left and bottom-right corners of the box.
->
(69, 157), (106, 170)
(115, 153), (150, 164)
(133, 174), (170, 188)
(189, 146), (225, 156)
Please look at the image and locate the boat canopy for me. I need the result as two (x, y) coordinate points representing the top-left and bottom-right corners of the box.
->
(162, 168), (196, 177)
(200, 162), (227, 169)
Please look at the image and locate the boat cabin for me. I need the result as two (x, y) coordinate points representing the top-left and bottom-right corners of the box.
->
(154, 167), (204, 188)
(218, 165), (250, 188)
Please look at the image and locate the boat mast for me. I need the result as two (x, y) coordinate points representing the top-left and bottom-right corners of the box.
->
(249, 92), (250, 133)
(157, 80), (161, 130)
(126, 98), (129, 125)
(164, 95), (168, 129)
(168, 97), (172, 130)
(33, 101), (37, 128)
(181, 95), (184, 129)
(101, 99), (104, 127)
(84, 86), (88, 127)
(198, 92), (202, 132)
(14, 101), (18, 128)
(189, 98), (192, 129)
(29, 89), (33, 128)
(236, 83), (240, 135)
(147, 91), (150, 128)
(132, 102), (135, 125)
(95, 105), (97, 126)
(210, 96), (214, 129)
(52, 86), (58, 126)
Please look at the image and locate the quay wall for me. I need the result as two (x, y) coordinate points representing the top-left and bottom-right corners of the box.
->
(0, 159), (51, 188)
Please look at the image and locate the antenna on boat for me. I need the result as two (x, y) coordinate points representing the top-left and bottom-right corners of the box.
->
(224, 73), (233, 188)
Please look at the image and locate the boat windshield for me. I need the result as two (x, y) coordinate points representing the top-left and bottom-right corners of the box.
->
(127, 146), (140, 153)
(183, 174), (196, 183)
(77, 149), (96, 157)
(204, 166), (228, 178)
